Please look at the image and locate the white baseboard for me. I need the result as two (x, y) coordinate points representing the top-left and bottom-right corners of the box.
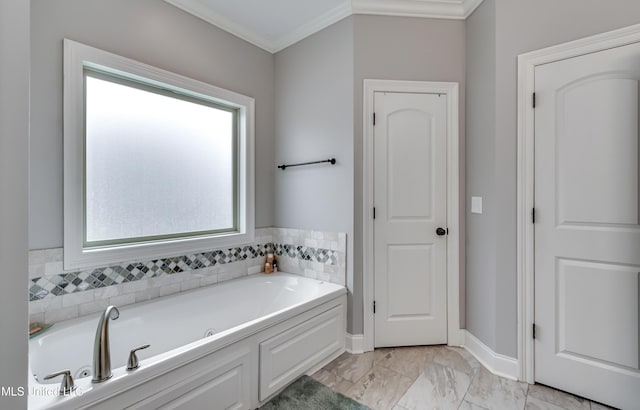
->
(463, 330), (519, 381)
(345, 333), (364, 354)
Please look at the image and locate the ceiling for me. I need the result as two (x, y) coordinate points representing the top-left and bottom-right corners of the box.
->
(164, 0), (484, 53)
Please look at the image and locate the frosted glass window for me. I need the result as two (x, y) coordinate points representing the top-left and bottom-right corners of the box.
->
(64, 40), (254, 270)
(84, 71), (237, 247)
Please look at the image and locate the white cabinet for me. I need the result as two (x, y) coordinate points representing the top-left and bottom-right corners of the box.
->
(259, 304), (344, 401)
(84, 295), (345, 410)
(124, 346), (253, 410)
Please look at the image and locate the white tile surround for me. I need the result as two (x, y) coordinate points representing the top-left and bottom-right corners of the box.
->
(274, 227), (347, 285)
(28, 227), (347, 325)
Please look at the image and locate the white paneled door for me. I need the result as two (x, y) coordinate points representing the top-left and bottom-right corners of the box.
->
(534, 41), (640, 409)
(373, 92), (448, 347)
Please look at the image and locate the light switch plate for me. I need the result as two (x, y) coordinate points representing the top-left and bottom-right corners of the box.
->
(471, 196), (483, 214)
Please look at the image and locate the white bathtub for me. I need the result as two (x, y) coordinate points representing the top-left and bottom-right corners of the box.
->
(29, 273), (347, 409)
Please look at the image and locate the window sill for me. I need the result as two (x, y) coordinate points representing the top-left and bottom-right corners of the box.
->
(64, 230), (255, 271)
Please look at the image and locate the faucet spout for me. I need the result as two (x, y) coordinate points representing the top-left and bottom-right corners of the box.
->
(92, 305), (119, 383)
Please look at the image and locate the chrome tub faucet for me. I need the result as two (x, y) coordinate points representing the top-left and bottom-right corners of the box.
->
(92, 305), (119, 383)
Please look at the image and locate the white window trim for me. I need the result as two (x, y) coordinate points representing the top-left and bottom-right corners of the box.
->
(63, 39), (255, 271)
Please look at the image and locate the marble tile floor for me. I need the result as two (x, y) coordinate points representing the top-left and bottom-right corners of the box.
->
(312, 346), (615, 410)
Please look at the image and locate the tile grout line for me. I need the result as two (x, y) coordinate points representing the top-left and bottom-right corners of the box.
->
(373, 349), (431, 410)
(334, 350), (423, 410)
(389, 364), (418, 410)
(325, 353), (372, 404)
(457, 365), (481, 410)
(456, 371), (472, 409)
(524, 383), (531, 410)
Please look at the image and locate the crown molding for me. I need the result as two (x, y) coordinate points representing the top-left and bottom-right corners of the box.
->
(165, 0), (275, 52)
(272, 2), (353, 53)
(352, 0), (467, 20)
(164, 0), (484, 53)
(462, 0), (484, 18)
(352, 0), (485, 20)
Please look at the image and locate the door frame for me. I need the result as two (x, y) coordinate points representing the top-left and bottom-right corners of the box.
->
(516, 23), (640, 384)
(362, 79), (462, 352)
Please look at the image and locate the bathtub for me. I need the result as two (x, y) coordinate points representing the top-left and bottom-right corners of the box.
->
(29, 273), (347, 409)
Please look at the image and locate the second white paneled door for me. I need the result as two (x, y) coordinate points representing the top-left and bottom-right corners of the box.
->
(534, 40), (640, 409)
(373, 92), (448, 347)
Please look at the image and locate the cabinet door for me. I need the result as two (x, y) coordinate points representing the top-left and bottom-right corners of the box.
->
(129, 347), (252, 410)
(259, 305), (344, 401)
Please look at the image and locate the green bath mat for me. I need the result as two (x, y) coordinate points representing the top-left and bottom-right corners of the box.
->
(261, 375), (370, 410)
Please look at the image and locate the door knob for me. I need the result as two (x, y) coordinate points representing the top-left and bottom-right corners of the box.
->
(436, 227), (447, 236)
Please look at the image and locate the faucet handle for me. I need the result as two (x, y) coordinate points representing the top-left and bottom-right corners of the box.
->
(44, 370), (76, 395)
(126, 344), (150, 370)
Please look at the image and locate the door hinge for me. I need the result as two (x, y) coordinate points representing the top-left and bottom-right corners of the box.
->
(532, 208), (536, 224)
(373, 300), (376, 314)
(373, 112), (376, 126)
(532, 323), (536, 339)
(373, 207), (376, 219)
(532, 92), (537, 108)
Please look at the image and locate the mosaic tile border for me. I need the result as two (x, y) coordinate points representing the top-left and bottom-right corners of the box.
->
(28, 228), (347, 325)
(29, 242), (339, 302)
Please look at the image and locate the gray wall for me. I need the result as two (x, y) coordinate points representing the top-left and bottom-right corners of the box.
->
(0, 0), (29, 406)
(27, 0), (640, 355)
(274, 17), (355, 329)
(29, 0), (276, 250)
(352, 15), (467, 334)
(465, 0), (640, 358)
(465, 0), (497, 352)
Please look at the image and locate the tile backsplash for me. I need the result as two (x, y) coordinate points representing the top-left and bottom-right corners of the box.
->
(29, 227), (346, 324)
